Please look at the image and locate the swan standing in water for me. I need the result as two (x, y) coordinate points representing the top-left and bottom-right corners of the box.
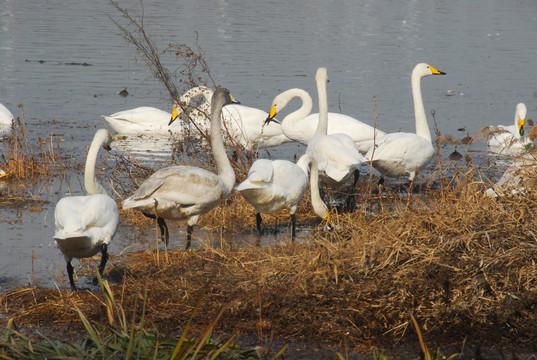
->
(101, 86), (213, 137)
(485, 103), (533, 155)
(264, 83), (386, 153)
(365, 63), (446, 182)
(122, 88), (238, 249)
(303, 67), (367, 187)
(170, 86), (291, 151)
(54, 129), (119, 290)
(236, 154), (330, 239)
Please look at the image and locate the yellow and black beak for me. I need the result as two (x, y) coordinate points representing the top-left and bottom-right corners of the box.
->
(519, 117), (526, 136)
(264, 105), (281, 125)
(324, 211), (333, 231)
(169, 106), (179, 126)
(429, 65), (446, 75)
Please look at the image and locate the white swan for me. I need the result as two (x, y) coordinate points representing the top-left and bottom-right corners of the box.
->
(486, 103), (533, 155)
(365, 63), (446, 182)
(264, 86), (386, 153)
(54, 129), (119, 290)
(305, 67), (367, 186)
(101, 86), (213, 137)
(122, 88), (238, 249)
(236, 154), (329, 238)
(267, 68), (367, 185)
(170, 86), (292, 151)
(0, 102), (14, 134)
(102, 107), (173, 136)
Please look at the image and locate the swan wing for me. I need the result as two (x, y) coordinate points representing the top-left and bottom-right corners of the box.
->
(54, 194), (119, 258)
(303, 113), (387, 152)
(123, 166), (224, 216)
(366, 133), (434, 176)
(307, 134), (365, 182)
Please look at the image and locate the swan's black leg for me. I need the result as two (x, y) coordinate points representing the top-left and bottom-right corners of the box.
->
(290, 213), (297, 240)
(67, 261), (77, 291)
(256, 212), (263, 236)
(353, 169), (360, 187)
(98, 243), (109, 276)
(93, 243), (110, 286)
(185, 225), (193, 250)
(157, 217), (169, 245)
(142, 212), (169, 245)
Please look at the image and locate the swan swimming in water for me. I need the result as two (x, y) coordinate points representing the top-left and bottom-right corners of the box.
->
(365, 63), (446, 182)
(170, 86), (291, 151)
(236, 154), (330, 238)
(485, 103), (533, 156)
(101, 86), (213, 137)
(122, 88), (238, 249)
(54, 129), (119, 290)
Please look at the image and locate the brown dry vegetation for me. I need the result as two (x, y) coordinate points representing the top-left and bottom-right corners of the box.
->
(2, 170), (537, 356)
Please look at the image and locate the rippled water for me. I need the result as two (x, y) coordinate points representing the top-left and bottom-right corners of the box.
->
(1, 0), (537, 292)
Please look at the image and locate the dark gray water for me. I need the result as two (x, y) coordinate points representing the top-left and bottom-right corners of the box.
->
(1, 0), (537, 291)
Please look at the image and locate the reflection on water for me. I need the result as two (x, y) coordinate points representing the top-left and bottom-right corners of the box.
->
(1, 0), (537, 292)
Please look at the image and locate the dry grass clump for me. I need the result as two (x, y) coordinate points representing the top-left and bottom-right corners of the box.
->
(3, 178), (537, 355)
(0, 105), (75, 180)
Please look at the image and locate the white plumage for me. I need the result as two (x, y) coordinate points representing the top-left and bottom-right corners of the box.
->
(54, 129), (119, 290)
(170, 86), (291, 150)
(267, 67), (367, 186)
(486, 103), (533, 156)
(365, 63), (446, 182)
(265, 86), (385, 153)
(236, 154), (329, 238)
(122, 88), (238, 249)
(102, 86), (212, 137)
(0, 102), (14, 134)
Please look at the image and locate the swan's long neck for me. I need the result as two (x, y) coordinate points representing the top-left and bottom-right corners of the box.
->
(84, 130), (109, 196)
(411, 71), (431, 142)
(211, 96), (235, 197)
(308, 156), (329, 220)
(314, 70), (328, 137)
(279, 89), (313, 141)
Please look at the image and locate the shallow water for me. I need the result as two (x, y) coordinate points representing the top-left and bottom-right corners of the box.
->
(1, 0), (536, 292)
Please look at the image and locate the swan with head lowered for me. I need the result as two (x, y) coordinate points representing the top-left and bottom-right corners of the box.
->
(54, 129), (119, 290)
(101, 86), (213, 137)
(236, 154), (330, 239)
(122, 88), (238, 249)
(485, 103), (533, 156)
(365, 63), (446, 182)
(170, 86), (291, 151)
(264, 82), (386, 154)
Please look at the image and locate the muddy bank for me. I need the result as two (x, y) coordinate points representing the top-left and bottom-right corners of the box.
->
(2, 179), (537, 358)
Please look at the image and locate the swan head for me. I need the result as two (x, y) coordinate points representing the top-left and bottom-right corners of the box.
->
(169, 86), (215, 126)
(94, 129), (113, 149)
(413, 63), (446, 78)
(515, 103), (527, 137)
(315, 67), (328, 83)
(265, 104), (281, 125)
(265, 89), (310, 125)
(211, 87), (239, 114)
